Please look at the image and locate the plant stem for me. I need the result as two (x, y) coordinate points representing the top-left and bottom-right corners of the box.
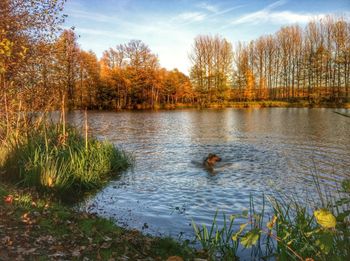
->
(85, 108), (88, 152)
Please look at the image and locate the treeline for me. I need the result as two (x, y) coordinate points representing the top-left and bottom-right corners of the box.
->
(0, 0), (193, 115)
(191, 16), (350, 104)
(99, 41), (194, 109)
(68, 14), (350, 109)
(1, 0), (349, 119)
(43, 31), (194, 110)
(43, 31), (195, 110)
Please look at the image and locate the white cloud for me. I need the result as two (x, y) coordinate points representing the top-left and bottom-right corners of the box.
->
(232, 10), (326, 25)
(176, 11), (207, 22)
(173, 3), (244, 26)
(197, 2), (219, 13)
(266, 0), (288, 10)
(230, 0), (325, 25)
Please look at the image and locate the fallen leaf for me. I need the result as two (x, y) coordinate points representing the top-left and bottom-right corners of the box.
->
(2, 236), (12, 245)
(23, 248), (37, 255)
(4, 195), (14, 204)
(100, 242), (112, 249)
(166, 256), (184, 261)
(48, 252), (66, 258)
(72, 249), (81, 257)
(103, 236), (112, 241)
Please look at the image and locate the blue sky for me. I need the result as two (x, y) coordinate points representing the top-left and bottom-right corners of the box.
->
(63, 0), (350, 74)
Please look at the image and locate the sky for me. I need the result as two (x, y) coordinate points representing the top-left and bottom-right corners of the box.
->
(63, 0), (350, 74)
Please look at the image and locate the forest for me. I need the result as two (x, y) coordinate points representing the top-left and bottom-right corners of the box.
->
(1, 0), (349, 116)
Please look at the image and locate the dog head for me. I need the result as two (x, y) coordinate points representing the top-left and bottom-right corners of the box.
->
(205, 153), (222, 165)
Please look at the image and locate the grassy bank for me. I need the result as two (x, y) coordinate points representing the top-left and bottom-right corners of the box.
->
(0, 123), (201, 260)
(0, 123), (132, 201)
(0, 184), (200, 260)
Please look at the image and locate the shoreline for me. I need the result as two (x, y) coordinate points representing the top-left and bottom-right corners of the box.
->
(86, 101), (350, 112)
(0, 183), (200, 260)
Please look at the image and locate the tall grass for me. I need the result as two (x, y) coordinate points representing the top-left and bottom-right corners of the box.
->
(0, 123), (132, 200)
(192, 210), (247, 260)
(192, 180), (350, 260)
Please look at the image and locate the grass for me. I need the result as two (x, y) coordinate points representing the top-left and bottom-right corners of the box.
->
(0, 123), (132, 201)
(192, 180), (350, 260)
(192, 210), (243, 260)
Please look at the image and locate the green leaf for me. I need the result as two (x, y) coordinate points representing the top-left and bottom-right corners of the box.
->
(286, 239), (295, 246)
(334, 198), (350, 207)
(341, 179), (350, 193)
(315, 231), (334, 255)
(336, 210), (350, 222)
(305, 230), (318, 237)
(241, 228), (261, 248)
(242, 210), (249, 217)
(282, 231), (291, 241)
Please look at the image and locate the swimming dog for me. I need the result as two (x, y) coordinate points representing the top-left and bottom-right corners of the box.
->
(203, 153), (222, 170)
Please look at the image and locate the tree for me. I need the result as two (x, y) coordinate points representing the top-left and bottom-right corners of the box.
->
(190, 35), (233, 104)
(76, 50), (100, 109)
(54, 29), (80, 109)
(0, 0), (66, 139)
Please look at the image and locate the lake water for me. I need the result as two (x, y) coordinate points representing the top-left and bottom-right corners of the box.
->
(69, 108), (350, 242)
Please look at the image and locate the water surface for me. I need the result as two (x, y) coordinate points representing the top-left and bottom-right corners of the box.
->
(68, 108), (350, 240)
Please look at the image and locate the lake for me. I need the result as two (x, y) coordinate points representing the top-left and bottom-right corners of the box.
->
(68, 108), (350, 241)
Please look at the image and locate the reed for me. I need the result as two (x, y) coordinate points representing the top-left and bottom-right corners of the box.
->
(0, 122), (132, 201)
(192, 180), (350, 260)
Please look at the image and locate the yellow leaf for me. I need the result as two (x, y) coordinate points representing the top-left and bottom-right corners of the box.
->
(314, 209), (336, 229)
(267, 215), (277, 230)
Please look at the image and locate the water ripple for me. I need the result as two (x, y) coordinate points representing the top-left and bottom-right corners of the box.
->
(71, 108), (350, 239)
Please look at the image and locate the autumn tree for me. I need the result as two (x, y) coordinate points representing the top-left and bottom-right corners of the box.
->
(228, 16), (349, 103)
(54, 29), (80, 110)
(99, 40), (194, 109)
(233, 43), (252, 101)
(76, 50), (100, 109)
(190, 35), (233, 104)
(0, 0), (66, 139)
(160, 69), (193, 105)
